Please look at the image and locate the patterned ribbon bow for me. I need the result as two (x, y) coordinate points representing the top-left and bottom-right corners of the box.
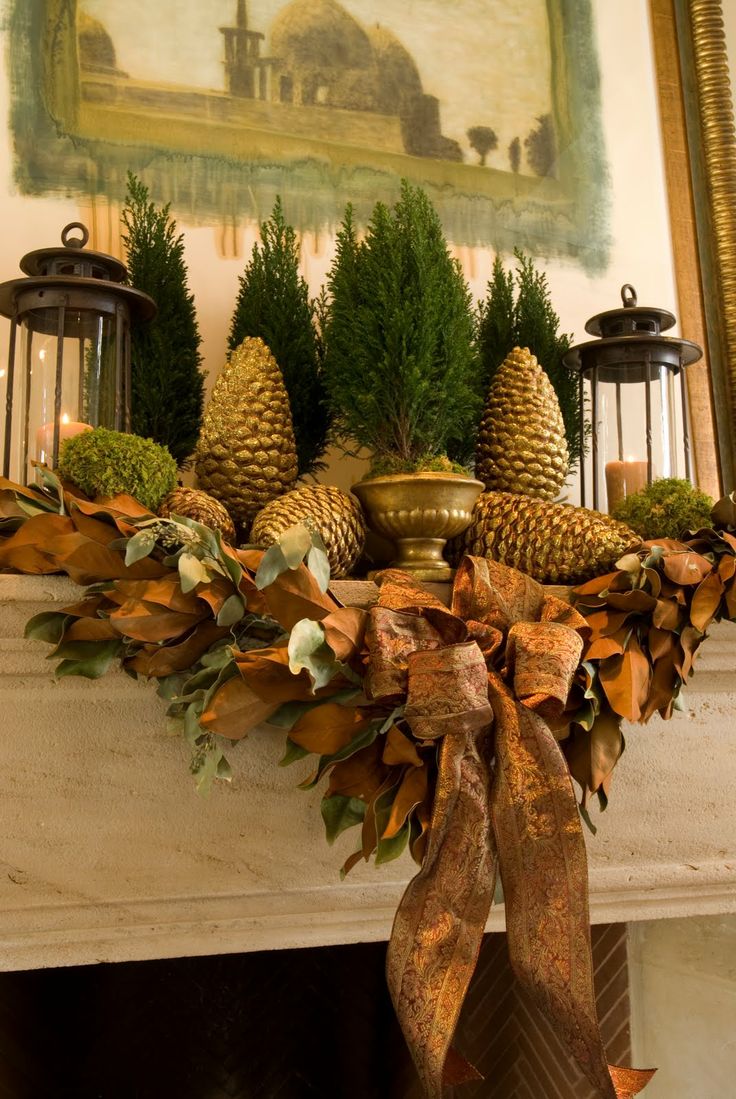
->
(365, 557), (654, 1099)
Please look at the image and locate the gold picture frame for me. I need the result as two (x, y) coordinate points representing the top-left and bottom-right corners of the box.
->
(653, 0), (736, 496)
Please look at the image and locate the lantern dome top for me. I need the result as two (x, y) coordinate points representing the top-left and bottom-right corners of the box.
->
(18, 222), (128, 284)
(584, 284), (677, 339)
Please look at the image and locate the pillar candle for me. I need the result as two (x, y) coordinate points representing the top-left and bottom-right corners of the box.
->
(35, 415), (92, 464)
(605, 458), (649, 512)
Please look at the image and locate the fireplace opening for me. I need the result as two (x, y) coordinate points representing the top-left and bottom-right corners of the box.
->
(0, 926), (631, 1098)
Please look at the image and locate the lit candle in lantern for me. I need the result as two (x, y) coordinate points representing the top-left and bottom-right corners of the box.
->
(604, 456), (648, 512)
(35, 413), (92, 464)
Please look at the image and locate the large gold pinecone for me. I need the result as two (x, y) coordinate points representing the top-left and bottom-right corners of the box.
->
(250, 484), (367, 579)
(448, 492), (639, 584)
(158, 487), (236, 544)
(476, 346), (569, 500)
(195, 338), (298, 530)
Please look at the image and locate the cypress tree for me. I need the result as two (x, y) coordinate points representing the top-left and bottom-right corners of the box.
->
(477, 249), (581, 465)
(228, 198), (329, 477)
(324, 182), (481, 471)
(121, 174), (205, 466)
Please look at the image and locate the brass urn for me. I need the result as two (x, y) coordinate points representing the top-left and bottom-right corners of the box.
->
(352, 472), (483, 581)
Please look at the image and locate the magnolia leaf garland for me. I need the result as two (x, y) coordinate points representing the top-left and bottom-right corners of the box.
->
(0, 479), (735, 856)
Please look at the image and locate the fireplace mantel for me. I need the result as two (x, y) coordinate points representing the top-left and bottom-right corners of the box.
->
(1, 574), (735, 971)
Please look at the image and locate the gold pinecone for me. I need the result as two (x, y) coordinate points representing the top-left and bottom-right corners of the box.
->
(476, 346), (569, 500)
(250, 484), (367, 579)
(158, 487), (236, 544)
(448, 492), (639, 584)
(194, 338), (298, 530)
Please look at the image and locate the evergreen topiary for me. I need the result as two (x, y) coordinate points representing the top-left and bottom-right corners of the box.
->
(122, 174), (205, 466)
(228, 197), (329, 477)
(323, 182), (481, 472)
(477, 250), (581, 465)
(58, 427), (177, 512)
(611, 477), (714, 540)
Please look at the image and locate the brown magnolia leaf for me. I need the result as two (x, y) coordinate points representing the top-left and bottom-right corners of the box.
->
(290, 702), (368, 756)
(690, 571), (725, 631)
(383, 764), (428, 840)
(640, 567), (662, 597)
(327, 740), (387, 801)
(721, 531), (736, 551)
(677, 625), (703, 679)
(662, 551), (713, 586)
(200, 676), (277, 739)
(192, 577), (237, 617)
(605, 590), (658, 613)
(73, 493), (153, 519)
(382, 724), (423, 767)
(641, 537), (689, 553)
(585, 633), (626, 661)
(341, 848), (365, 878)
(0, 512), (74, 572)
(599, 635), (651, 721)
(565, 709), (623, 803)
(573, 572), (617, 598)
(109, 600), (205, 642)
(115, 577), (203, 615)
(235, 644), (339, 704)
(68, 509), (121, 546)
(647, 626), (673, 663)
(719, 555), (736, 582)
(652, 598), (681, 631)
(261, 563), (338, 631)
(63, 617), (119, 642)
(321, 607), (367, 662)
(583, 609), (630, 640)
(60, 594), (111, 618)
(410, 793), (432, 864)
(726, 578), (736, 619)
(641, 651), (679, 721)
(126, 622), (231, 678)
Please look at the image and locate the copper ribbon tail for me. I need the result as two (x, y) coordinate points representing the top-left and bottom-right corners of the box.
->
(385, 642), (495, 1099)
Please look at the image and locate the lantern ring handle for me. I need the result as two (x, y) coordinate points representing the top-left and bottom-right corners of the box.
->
(61, 222), (90, 250)
(621, 283), (638, 307)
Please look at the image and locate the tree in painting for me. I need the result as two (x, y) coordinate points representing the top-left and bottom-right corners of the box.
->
(467, 125), (498, 166)
(508, 136), (521, 173)
(525, 113), (556, 176)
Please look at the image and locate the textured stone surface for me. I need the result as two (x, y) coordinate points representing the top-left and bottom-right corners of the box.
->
(0, 574), (734, 971)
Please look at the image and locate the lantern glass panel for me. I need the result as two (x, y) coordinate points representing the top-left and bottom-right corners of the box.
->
(581, 361), (686, 512)
(11, 306), (118, 481)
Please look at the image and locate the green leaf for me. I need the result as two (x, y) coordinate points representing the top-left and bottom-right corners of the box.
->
(288, 618), (340, 691)
(280, 737), (311, 767)
(307, 544), (330, 593)
(124, 529), (157, 566)
(54, 641), (123, 679)
(217, 593), (245, 627)
(255, 543), (288, 589)
(199, 643), (234, 669)
(280, 523), (312, 568)
(178, 552), (210, 593)
(24, 611), (69, 645)
(321, 795), (366, 844)
(376, 819), (411, 865)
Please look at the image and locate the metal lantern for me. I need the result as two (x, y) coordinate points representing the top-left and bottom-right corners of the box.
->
(563, 284), (702, 512)
(0, 222), (156, 483)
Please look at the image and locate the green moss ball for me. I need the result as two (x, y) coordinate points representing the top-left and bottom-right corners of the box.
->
(611, 477), (714, 540)
(58, 427), (177, 512)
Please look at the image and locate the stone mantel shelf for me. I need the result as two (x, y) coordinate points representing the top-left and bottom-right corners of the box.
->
(1, 574), (735, 972)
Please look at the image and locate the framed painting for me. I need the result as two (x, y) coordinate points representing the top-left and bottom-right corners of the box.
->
(653, 0), (736, 495)
(6, 0), (611, 273)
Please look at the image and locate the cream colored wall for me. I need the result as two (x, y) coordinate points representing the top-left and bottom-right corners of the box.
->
(629, 915), (736, 1099)
(0, 0), (677, 499)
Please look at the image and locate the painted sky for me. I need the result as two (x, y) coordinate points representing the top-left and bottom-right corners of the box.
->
(81, 0), (553, 172)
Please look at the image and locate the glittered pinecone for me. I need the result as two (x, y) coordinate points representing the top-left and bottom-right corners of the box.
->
(195, 338), (298, 529)
(476, 346), (569, 500)
(250, 484), (366, 579)
(158, 487), (236, 544)
(448, 492), (639, 584)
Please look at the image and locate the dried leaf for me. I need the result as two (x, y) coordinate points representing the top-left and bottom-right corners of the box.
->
(565, 709), (624, 804)
(647, 626), (673, 663)
(289, 702), (368, 756)
(321, 607), (367, 662)
(383, 764), (428, 840)
(662, 551), (713, 586)
(262, 563), (337, 630)
(599, 635), (651, 721)
(382, 724), (422, 767)
(126, 623), (231, 677)
(652, 598), (681, 631)
(109, 600), (205, 642)
(199, 675), (276, 739)
(690, 571), (725, 631)
(326, 740), (387, 801)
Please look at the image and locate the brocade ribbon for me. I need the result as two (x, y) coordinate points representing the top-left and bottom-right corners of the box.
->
(365, 558), (655, 1099)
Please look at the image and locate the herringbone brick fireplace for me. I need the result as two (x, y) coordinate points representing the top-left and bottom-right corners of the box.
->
(0, 925), (631, 1099)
